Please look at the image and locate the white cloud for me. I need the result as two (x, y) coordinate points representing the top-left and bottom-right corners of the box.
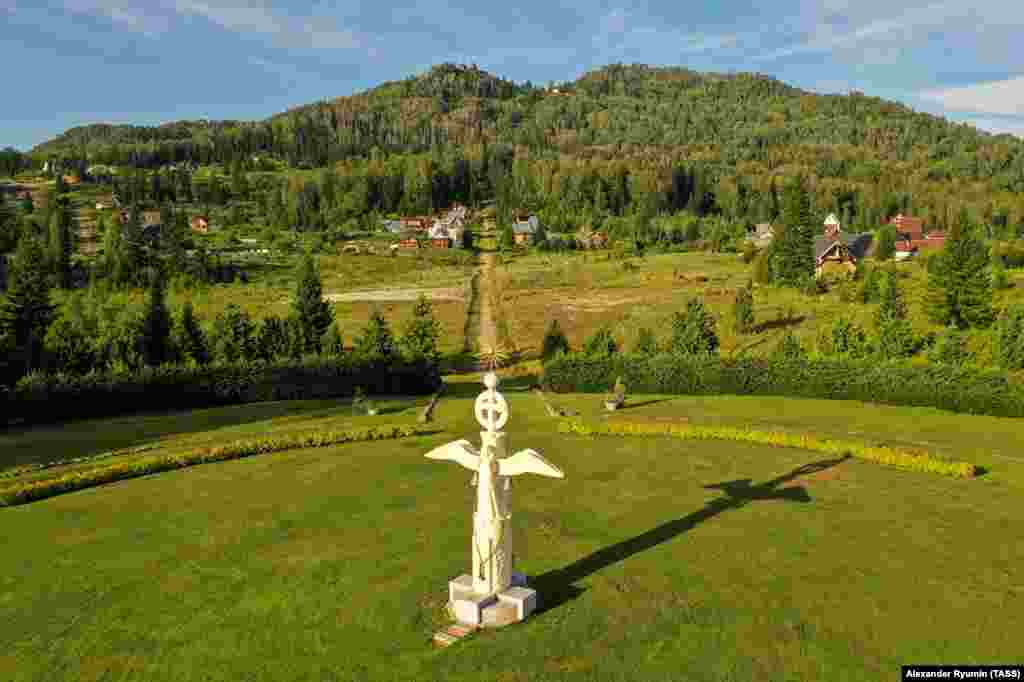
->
(920, 76), (1024, 117)
(962, 117), (1024, 138)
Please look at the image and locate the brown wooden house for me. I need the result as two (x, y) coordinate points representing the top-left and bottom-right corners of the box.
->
(190, 216), (210, 233)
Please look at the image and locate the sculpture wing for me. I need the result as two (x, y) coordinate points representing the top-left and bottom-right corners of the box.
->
(424, 439), (480, 472)
(498, 449), (565, 478)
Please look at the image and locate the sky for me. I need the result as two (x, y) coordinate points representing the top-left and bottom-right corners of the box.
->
(2, 0), (1024, 150)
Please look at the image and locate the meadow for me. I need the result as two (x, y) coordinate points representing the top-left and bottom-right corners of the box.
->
(492, 248), (1024, 363)
(1, 378), (1022, 681)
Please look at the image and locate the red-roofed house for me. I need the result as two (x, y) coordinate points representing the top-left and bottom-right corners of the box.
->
(890, 214), (924, 239)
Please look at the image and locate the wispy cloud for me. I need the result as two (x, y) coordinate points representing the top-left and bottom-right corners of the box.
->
(920, 76), (1024, 117)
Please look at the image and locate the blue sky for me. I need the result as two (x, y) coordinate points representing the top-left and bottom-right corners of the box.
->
(2, 0), (1023, 150)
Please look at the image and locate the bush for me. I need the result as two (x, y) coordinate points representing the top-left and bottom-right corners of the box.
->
(541, 353), (1024, 418)
(995, 304), (1024, 370)
(733, 280), (754, 334)
(992, 263), (1011, 290)
(632, 327), (659, 355)
(930, 326), (972, 366)
(669, 299), (719, 356)
(4, 356), (441, 427)
(771, 330), (806, 360)
(582, 326), (618, 358)
(541, 319), (571, 360)
(557, 419), (976, 478)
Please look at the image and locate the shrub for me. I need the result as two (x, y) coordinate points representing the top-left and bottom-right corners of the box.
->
(669, 298), (719, 356)
(875, 319), (920, 360)
(557, 419), (976, 478)
(771, 330), (806, 360)
(4, 356), (441, 427)
(826, 316), (870, 359)
(992, 263), (1010, 290)
(540, 353), (1024, 418)
(733, 280), (754, 334)
(541, 319), (571, 361)
(632, 327), (659, 355)
(582, 327), (618, 358)
(995, 304), (1024, 370)
(930, 326), (972, 366)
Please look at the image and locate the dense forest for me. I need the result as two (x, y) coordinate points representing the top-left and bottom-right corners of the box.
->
(14, 62), (1024, 234)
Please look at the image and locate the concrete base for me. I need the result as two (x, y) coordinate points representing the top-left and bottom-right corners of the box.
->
(447, 573), (537, 629)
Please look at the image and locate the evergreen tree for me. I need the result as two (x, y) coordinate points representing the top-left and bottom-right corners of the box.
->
(44, 300), (97, 375)
(121, 208), (145, 283)
(255, 314), (289, 362)
(0, 232), (56, 378)
(924, 210), (994, 329)
(876, 224), (897, 261)
(173, 301), (209, 366)
(399, 294), (441, 365)
(733, 279), (755, 334)
(353, 309), (394, 360)
(321, 321), (345, 356)
(771, 177), (815, 287)
(291, 253), (333, 354)
(875, 271), (907, 325)
(541, 318), (571, 360)
(210, 303), (256, 364)
(929, 325), (971, 366)
(632, 327), (658, 355)
(669, 298), (719, 356)
(995, 305), (1024, 370)
(47, 199), (73, 289)
(582, 327), (618, 357)
(771, 330), (806, 360)
(138, 268), (174, 366)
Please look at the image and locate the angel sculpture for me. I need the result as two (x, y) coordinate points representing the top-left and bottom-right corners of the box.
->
(425, 372), (565, 597)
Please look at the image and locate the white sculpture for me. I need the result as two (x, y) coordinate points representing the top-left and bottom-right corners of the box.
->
(425, 372), (565, 627)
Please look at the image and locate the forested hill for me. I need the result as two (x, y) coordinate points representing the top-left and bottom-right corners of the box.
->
(31, 62), (1024, 191)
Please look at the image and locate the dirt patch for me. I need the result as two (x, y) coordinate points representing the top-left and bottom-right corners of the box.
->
(315, 287), (465, 303)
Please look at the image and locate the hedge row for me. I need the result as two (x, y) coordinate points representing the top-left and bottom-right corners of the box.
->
(1, 356), (441, 427)
(558, 419), (977, 479)
(0, 425), (424, 507)
(542, 354), (1024, 418)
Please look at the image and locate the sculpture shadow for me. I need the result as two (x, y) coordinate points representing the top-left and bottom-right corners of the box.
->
(615, 398), (673, 411)
(529, 455), (851, 615)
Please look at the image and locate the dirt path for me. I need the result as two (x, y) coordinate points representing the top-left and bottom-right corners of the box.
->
(478, 253), (498, 354)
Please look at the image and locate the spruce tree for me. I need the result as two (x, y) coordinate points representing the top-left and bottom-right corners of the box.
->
(995, 305), (1024, 370)
(771, 177), (815, 287)
(733, 279), (755, 334)
(0, 232), (56, 377)
(399, 294), (441, 365)
(173, 301), (209, 366)
(321, 322), (345, 356)
(669, 298), (719, 356)
(924, 210), (994, 329)
(48, 199), (72, 289)
(541, 319), (570, 360)
(876, 271), (907, 325)
(210, 304), (256, 364)
(353, 309), (394, 360)
(255, 314), (288, 362)
(292, 253), (333, 354)
(138, 268), (174, 366)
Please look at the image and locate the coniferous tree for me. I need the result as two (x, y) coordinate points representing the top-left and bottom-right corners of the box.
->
(924, 210), (994, 329)
(399, 294), (441, 365)
(255, 314), (288, 362)
(541, 319), (570, 360)
(321, 321), (345, 356)
(669, 298), (719, 356)
(210, 303), (256, 364)
(582, 327), (618, 357)
(173, 301), (209, 366)
(771, 177), (815, 287)
(138, 268), (174, 366)
(733, 279), (755, 334)
(995, 305), (1024, 370)
(771, 330), (806, 360)
(876, 271), (907, 325)
(0, 232), (56, 378)
(291, 253), (333, 354)
(47, 198), (73, 289)
(632, 327), (658, 355)
(353, 309), (394, 360)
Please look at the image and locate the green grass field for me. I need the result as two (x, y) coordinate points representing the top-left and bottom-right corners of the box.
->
(2, 381), (1022, 681)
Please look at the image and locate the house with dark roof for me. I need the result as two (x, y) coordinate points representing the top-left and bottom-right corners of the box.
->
(512, 215), (540, 245)
(814, 218), (872, 277)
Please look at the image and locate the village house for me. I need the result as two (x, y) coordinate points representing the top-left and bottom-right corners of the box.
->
(890, 213), (924, 239)
(396, 230), (421, 250)
(400, 216), (432, 231)
(814, 213), (872, 277)
(428, 221), (453, 249)
(575, 227), (608, 249)
(190, 216), (210, 233)
(512, 215), (540, 245)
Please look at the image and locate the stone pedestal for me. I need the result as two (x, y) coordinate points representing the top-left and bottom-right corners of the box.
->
(448, 572), (537, 628)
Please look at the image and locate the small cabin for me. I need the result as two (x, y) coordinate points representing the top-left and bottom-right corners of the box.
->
(190, 216), (210, 233)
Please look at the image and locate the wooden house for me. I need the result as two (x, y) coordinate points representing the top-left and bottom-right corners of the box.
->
(190, 216), (210, 233)
(400, 216), (432, 231)
(814, 218), (872, 277)
(513, 215), (539, 245)
(396, 231), (421, 249)
(890, 213), (925, 239)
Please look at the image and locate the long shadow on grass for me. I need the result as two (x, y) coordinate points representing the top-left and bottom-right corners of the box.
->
(530, 454), (851, 614)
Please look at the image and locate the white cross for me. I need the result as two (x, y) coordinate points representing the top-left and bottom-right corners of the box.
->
(425, 372), (565, 596)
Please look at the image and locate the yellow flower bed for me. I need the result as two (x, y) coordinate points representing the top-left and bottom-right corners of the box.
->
(557, 419), (977, 479)
(0, 425), (424, 507)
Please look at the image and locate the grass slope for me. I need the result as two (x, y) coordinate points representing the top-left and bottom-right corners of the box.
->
(1, 386), (1022, 681)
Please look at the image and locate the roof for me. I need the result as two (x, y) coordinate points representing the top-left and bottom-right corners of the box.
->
(513, 215), (539, 234)
(824, 213), (840, 226)
(814, 232), (872, 261)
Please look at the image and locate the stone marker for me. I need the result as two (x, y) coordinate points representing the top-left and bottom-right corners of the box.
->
(425, 372), (565, 631)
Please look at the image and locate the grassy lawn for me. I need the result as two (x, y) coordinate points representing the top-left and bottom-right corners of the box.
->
(2, 386), (1022, 681)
